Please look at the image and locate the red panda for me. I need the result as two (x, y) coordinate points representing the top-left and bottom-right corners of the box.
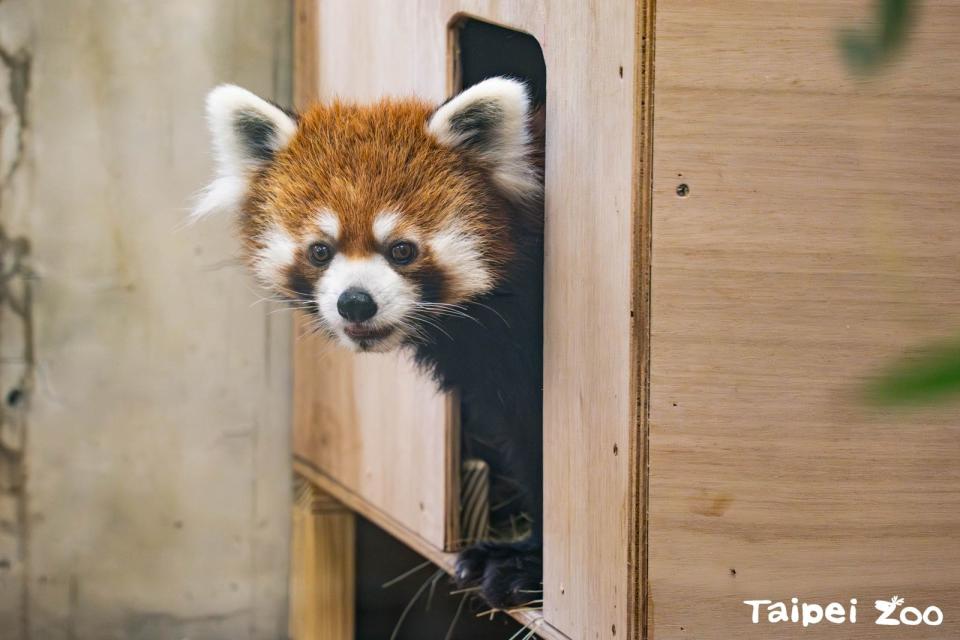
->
(197, 77), (544, 609)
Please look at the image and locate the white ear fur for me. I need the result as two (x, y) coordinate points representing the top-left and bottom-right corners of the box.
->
(427, 77), (540, 202)
(193, 84), (297, 219)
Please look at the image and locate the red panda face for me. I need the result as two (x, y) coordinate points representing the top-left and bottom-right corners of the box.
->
(197, 79), (540, 352)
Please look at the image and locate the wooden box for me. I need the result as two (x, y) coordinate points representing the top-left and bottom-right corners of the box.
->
(290, 1), (960, 638)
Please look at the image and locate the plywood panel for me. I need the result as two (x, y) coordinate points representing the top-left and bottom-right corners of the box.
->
(294, 323), (455, 550)
(294, 2), (648, 638)
(649, 2), (960, 638)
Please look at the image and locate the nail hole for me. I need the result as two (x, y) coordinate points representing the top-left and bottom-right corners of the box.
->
(676, 183), (690, 197)
(613, 444), (619, 456)
(612, 624), (617, 635)
(730, 568), (737, 576)
(618, 65), (623, 78)
(6, 388), (23, 407)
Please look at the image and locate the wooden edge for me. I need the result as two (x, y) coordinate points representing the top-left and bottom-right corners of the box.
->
(442, 15), (563, 640)
(444, 390), (462, 551)
(630, 0), (656, 639)
(446, 10), (541, 39)
(441, 18), (464, 556)
(293, 0), (319, 108)
(295, 459), (459, 571)
(295, 460), (569, 640)
(510, 610), (569, 640)
(290, 477), (355, 640)
(447, 16), (464, 104)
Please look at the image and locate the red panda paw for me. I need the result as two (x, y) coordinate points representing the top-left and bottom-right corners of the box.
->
(454, 539), (542, 610)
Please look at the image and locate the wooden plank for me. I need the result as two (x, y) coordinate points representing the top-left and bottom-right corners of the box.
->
(294, 458), (457, 574)
(648, 2), (960, 638)
(535, 2), (646, 637)
(296, 2), (646, 637)
(632, 2), (658, 639)
(293, 0), (319, 109)
(289, 478), (355, 640)
(293, 319), (456, 550)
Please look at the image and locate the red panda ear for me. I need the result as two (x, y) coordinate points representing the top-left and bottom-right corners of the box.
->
(193, 85), (298, 218)
(427, 77), (541, 202)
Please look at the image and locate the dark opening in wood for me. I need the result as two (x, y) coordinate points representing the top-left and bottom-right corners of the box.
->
(355, 516), (523, 638)
(454, 18), (546, 107)
(449, 16), (547, 560)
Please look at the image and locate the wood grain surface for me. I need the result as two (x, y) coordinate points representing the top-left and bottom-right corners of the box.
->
(648, 2), (960, 638)
(289, 479), (355, 640)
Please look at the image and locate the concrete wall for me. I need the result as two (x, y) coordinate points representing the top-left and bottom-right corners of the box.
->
(0, 2), (293, 638)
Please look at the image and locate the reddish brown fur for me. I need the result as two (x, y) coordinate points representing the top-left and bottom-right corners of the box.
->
(239, 98), (522, 301)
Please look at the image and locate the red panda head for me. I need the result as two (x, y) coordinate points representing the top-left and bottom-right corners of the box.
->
(197, 78), (540, 352)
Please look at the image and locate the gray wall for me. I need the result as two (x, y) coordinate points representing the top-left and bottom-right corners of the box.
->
(0, 2), (294, 638)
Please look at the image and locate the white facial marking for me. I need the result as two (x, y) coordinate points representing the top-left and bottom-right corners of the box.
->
(316, 254), (417, 352)
(253, 224), (297, 286)
(429, 224), (493, 298)
(373, 211), (401, 245)
(315, 209), (341, 240)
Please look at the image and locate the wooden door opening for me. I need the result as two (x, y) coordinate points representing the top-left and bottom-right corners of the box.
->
(452, 17), (547, 105)
(448, 16), (548, 554)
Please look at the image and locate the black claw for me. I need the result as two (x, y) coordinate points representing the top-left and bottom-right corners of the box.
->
(454, 540), (542, 609)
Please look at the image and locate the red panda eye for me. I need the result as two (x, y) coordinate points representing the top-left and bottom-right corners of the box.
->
(388, 241), (417, 265)
(307, 242), (332, 267)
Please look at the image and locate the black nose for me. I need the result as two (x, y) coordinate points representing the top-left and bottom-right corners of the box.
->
(337, 288), (378, 322)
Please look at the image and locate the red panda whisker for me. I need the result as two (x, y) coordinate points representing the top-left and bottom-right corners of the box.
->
(413, 301), (472, 315)
(268, 299), (315, 310)
(264, 291), (313, 305)
(272, 284), (316, 300)
(398, 318), (436, 345)
(469, 301), (512, 329)
(415, 301), (468, 310)
(267, 305), (314, 316)
(411, 303), (487, 328)
(413, 307), (474, 323)
(406, 313), (455, 341)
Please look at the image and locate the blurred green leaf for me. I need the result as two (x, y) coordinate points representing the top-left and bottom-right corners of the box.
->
(840, 0), (915, 74)
(866, 337), (960, 406)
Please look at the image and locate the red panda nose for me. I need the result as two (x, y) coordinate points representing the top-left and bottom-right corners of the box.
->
(337, 288), (378, 322)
